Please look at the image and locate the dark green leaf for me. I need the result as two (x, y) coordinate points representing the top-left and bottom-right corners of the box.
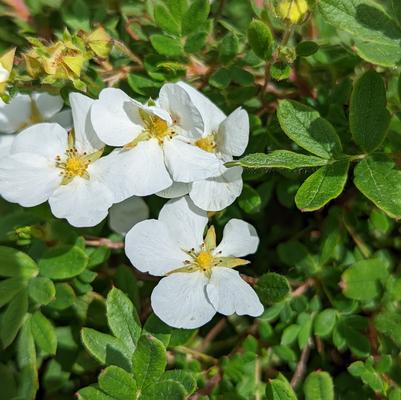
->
(81, 328), (131, 371)
(304, 371), (334, 400)
(256, 273), (290, 305)
(182, 0), (210, 35)
(0, 277), (26, 307)
(266, 378), (297, 400)
(150, 34), (183, 57)
(141, 380), (186, 400)
(98, 366), (137, 400)
(0, 246), (38, 278)
(154, 3), (181, 36)
(247, 20), (273, 60)
(227, 151), (328, 170)
(296, 41), (319, 57)
(238, 184), (262, 214)
(354, 155), (401, 219)
(31, 311), (57, 355)
(295, 160), (350, 211)
(132, 335), (166, 389)
(106, 287), (141, 353)
(161, 370), (197, 395)
(350, 70), (390, 152)
(28, 277), (55, 305)
(77, 387), (114, 400)
(277, 100), (342, 159)
(1, 290), (28, 348)
(39, 245), (88, 280)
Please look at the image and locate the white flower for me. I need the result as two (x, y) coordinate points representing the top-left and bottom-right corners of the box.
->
(0, 92), (116, 227)
(0, 64), (9, 83)
(0, 92), (72, 134)
(0, 134), (14, 158)
(109, 196), (149, 235)
(90, 85), (224, 203)
(158, 82), (249, 211)
(125, 196), (263, 329)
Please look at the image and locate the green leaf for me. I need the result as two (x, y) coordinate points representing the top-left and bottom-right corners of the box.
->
(278, 240), (320, 275)
(0, 246), (38, 278)
(154, 3), (181, 36)
(295, 160), (350, 211)
(141, 380), (186, 400)
(98, 366), (137, 400)
(48, 283), (75, 310)
(335, 316), (370, 357)
(304, 371), (334, 400)
(77, 387), (114, 400)
(348, 361), (384, 393)
(314, 309), (337, 337)
(256, 273), (290, 305)
(161, 370), (197, 395)
(164, 0), (188, 20)
(298, 314), (313, 349)
(31, 311), (57, 355)
(81, 328), (131, 371)
(106, 287), (141, 353)
(281, 325), (301, 346)
(341, 258), (388, 301)
(182, 0), (210, 35)
(354, 155), (401, 219)
(296, 41), (319, 57)
(266, 378), (297, 400)
(270, 63), (292, 81)
(393, 0), (401, 25)
(375, 311), (401, 348)
(350, 70), (390, 152)
(132, 335), (167, 389)
(28, 277), (55, 305)
(318, 0), (401, 67)
(247, 20), (273, 60)
(227, 151), (328, 170)
(150, 34), (183, 57)
(143, 313), (172, 347)
(1, 289), (28, 348)
(39, 245), (88, 280)
(218, 33), (239, 63)
(238, 184), (262, 214)
(63, 0), (90, 31)
(277, 100), (342, 159)
(0, 363), (17, 399)
(0, 277), (26, 307)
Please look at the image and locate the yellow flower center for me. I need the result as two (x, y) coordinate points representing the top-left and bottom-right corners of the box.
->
(56, 147), (90, 184)
(147, 117), (171, 141)
(195, 134), (216, 153)
(195, 251), (214, 270)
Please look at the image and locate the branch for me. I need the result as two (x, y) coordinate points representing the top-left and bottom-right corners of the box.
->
(290, 339), (313, 389)
(85, 237), (124, 249)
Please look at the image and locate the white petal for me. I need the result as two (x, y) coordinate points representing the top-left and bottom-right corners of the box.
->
(125, 219), (190, 276)
(48, 166), (113, 227)
(215, 219), (259, 257)
(11, 123), (67, 161)
(176, 81), (226, 134)
(151, 272), (215, 329)
(157, 181), (190, 199)
(100, 139), (172, 202)
(31, 92), (63, 120)
(159, 83), (204, 138)
(0, 94), (31, 134)
(135, 100), (172, 125)
(190, 167), (243, 211)
(159, 196), (208, 251)
(0, 134), (14, 157)
(217, 108), (249, 156)
(69, 92), (104, 152)
(206, 268), (263, 317)
(0, 65), (9, 83)
(48, 109), (73, 130)
(0, 153), (60, 207)
(109, 196), (149, 235)
(163, 137), (223, 183)
(91, 88), (143, 146)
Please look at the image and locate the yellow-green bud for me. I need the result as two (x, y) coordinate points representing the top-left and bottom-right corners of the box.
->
(85, 27), (112, 58)
(0, 47), (15, 92)
(274, 0), (309, 25)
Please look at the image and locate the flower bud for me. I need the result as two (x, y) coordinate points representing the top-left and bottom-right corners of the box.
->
(274, 0), (309, 25)
(85, 27), (112, 58)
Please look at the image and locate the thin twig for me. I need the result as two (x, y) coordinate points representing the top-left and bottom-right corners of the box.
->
(113, 40), (144, 67)
(198, 318), (227, 352)
(290, 340), (312, 389)
(175, 346), (218, 365)
(190, 372), (222, 400)
(291, 278), (315, 297)
(85, 238), (124, 249)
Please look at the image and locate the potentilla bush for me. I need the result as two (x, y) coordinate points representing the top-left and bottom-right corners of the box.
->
(0, 0), (400, 399)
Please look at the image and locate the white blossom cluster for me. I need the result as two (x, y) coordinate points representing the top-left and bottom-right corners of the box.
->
(0, 82), (263, 328)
